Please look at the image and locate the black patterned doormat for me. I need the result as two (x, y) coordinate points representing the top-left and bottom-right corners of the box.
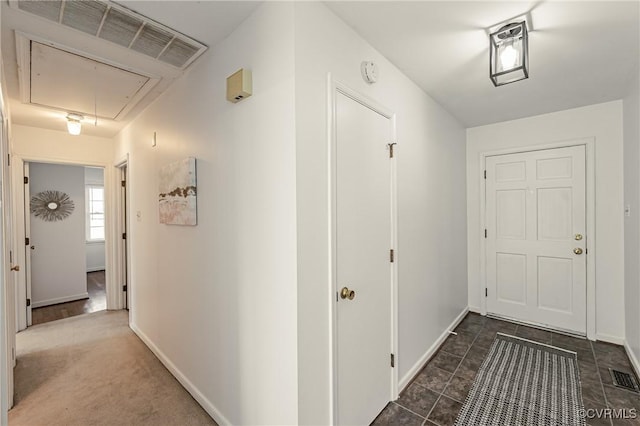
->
(455, 333), (585, 426)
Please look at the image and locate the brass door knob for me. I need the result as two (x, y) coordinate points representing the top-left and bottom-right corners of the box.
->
(340, 287), (356, 300)
(10, 265), (19, 271)
(573, 248), (583, 255)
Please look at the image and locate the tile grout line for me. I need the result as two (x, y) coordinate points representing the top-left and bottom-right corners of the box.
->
(421, 317), (487, 424)
(389, 400), (426, 421)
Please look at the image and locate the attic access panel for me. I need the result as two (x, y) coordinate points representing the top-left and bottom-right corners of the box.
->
(30, 41), (150, 120)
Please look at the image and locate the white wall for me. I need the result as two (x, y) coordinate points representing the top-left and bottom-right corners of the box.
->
(294, 3), (467, 423)
(623, 68), (640, 372)
(113, 3), (298, 425)
(467, 101), (625, 343)
(29, 163), (87, 307)
(85, 167), (105, 272)
(11, 124), (114, 164)
(11, 124), (115, 329)
(0, 12), (13, 416)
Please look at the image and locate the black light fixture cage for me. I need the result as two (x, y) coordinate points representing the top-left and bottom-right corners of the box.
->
(490, 21), (529, 86)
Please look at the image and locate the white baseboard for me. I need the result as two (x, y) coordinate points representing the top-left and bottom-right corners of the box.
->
(32, 292), (89, 308)
(129, 322), (230, 426)
(624, 341), (640, 378)
(399, 307), (469, 392)
(87, 267), (105, 272)
(468, 306), (481, 314)
(595, 333), (625, 345)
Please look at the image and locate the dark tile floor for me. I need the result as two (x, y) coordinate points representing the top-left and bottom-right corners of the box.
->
(31, 271), (106, 325)
(372, 313), (640, 426)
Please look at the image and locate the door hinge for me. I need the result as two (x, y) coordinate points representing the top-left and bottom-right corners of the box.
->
(388, 143), (396, 158)
(484, 229), (487, 238)
(390, 249), (394, 263)
(485, 288), (488, 297)
(24, 176), (28, 184)
(7, 154), (10, 166)
(122, 233), (126, 240)
(121, 180), (126, 187)
(123, 285), (127, 292)
(9, 250), (12, 263)
(390, 353), (395, 368)
(26, 298), (31, 307)
(25, 237), (30, 246)
(484, 170), (486, 179)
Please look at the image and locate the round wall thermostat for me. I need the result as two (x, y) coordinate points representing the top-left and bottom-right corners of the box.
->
(361, 61), (378, 84)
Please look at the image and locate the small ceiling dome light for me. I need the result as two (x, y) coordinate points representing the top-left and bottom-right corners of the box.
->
(66, 113), (83, 135)
(490, 21), (529, 86)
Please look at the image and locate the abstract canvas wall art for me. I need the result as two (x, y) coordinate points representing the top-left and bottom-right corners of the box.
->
(159, 157), (197, 225)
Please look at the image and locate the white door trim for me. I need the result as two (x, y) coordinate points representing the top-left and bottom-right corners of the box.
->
(478, 138), (596, 340)
(114, 155), (130, 319)
(12, 155), (121, 329)
(327, 73), (399, 424)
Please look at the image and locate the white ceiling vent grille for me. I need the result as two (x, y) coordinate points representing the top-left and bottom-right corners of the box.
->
(13, 0), (207, 69)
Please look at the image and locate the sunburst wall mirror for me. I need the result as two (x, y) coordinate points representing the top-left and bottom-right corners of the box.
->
(31, 190), (75, 222)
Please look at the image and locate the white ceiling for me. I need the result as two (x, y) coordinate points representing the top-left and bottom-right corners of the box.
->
(2, 1), (638, 136)
(30, 42), (150, 119)
(326, 1), (640, 127)
(1, 1), (261, 137)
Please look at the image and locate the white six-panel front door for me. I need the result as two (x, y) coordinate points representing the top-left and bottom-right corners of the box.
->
(485, 146), (587, 334)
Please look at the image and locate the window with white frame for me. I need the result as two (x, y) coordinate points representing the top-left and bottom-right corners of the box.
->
(86, 185), (105, 241)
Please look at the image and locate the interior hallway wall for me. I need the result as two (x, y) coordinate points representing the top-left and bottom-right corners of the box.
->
(467, 101), (625, 343)
(623, 67), (640, 372)
(294, 3), (468, 423)
(113, 3), (298, 425)
(11, 124), (114, 331)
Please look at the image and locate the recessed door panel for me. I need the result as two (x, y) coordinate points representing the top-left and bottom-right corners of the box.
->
(495, 161), (526, 182)
(496, 253), (527, 304)
(496, 190), (526, 240)
(538, 187), (573, 241)
(538, 256), (573, 313)
(536, 157), (573, 180)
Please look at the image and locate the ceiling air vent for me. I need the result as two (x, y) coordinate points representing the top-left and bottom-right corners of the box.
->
(13, 0), (207, 69)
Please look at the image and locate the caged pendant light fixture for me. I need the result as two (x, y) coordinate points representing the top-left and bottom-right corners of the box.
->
(490, 21), (529, 86)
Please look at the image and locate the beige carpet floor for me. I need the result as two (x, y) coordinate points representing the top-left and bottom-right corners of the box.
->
(9, 311), (217, 426)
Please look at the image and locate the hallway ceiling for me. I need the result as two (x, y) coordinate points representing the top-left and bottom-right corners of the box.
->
(1, 1), (261, 138)
(327, 1), (640, 127)
(2, 1), (638, 136)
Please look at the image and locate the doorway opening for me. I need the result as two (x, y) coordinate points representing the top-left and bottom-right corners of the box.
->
(21, 162), (107, 327)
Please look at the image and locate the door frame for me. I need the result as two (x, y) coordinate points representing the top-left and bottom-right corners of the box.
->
(327, 74), (399, 423)
(478, 137), (596, 340)
(12, 155), (121, 331)
(22, 162), (31, 326)
(115, 156), (130, 318)
(1, 111), (14, 418)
